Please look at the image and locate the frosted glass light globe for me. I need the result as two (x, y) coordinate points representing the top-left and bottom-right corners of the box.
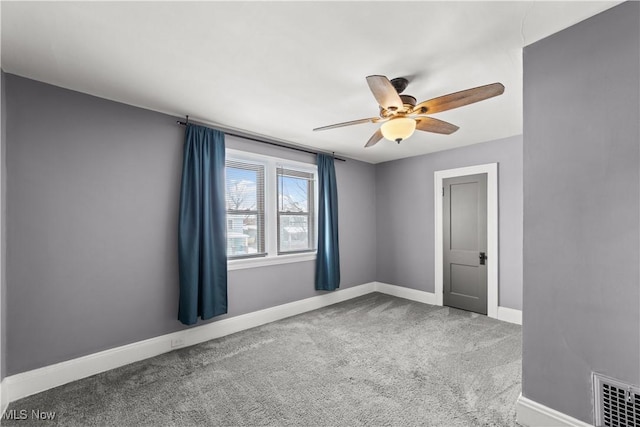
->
(381, 117), (416, 143)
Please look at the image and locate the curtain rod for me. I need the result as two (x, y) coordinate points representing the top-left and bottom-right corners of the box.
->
(177, 116), (346, 162)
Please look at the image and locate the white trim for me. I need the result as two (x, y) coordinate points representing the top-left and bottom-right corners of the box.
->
(374, 282), (437, 305)
(375, 282), (520, 325)
(226, 148), (316, 173)
(1, 281), (518, 407)
(3, 282), (375, 403)
(497, 306), (522, 325)
(434, 163), (499, 319)
(516, 394), (593, 427)
(228, 252), (316, 270)
(225, 148), (319, 268)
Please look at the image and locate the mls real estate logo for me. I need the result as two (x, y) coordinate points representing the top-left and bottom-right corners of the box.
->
(2, 409), (57, 421)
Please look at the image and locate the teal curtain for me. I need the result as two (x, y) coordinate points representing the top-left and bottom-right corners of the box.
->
(315, 154), (340, 291)
(178, 124), (227, 325)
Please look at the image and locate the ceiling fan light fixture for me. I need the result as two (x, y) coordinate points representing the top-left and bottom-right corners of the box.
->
(313, 76), (504, 148)
(381, 117), (416, 143)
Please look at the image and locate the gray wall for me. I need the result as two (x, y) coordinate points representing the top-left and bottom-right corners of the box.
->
(522, 2), (640, 423)
(375, 135), (523, 310)
(4, 74), (376, 375)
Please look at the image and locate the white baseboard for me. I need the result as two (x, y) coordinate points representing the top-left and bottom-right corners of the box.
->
(516, 394), (593, 427)
(3, 282), (376, 404)
(375, 282), (522, 326)
(497, 306), (522, 325)
(374, 282), (437, 305)
(2, 281), (520, 407)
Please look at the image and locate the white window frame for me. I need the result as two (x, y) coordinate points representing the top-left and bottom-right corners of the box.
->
(225, 158), (266, 259)
(276, 167), (315, 255)
(226, 148), (318, 270)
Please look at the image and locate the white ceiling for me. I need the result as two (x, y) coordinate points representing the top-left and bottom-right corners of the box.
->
(1, 1), (620, 164)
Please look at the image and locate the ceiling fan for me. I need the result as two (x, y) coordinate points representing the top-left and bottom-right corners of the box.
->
(313, 75), (505, 148)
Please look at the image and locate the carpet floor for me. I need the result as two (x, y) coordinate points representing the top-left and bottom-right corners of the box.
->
(3, 293), (522, 426)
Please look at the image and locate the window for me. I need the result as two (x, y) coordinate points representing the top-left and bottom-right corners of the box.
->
(225, 149), (317, 268)
(225, 160), (265, 258)
(277, 168), (314, 254)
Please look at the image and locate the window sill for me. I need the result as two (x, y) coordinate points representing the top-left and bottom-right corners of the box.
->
(228, 252), (316, 271)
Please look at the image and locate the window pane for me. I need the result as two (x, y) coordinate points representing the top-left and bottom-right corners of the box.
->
(227, 213), (260, 256)
(279, 215), (310, 252)
(226, 166), (259, 211)
(277, 167), (314, 254)
(226, 160), (265, 258)
(278, 175), (309, 213)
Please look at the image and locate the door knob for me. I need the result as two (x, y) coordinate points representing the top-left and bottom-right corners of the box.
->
(479, 252), (487, 265)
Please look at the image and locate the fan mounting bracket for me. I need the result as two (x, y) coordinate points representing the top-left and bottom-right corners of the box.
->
(390, 77), (409, 94)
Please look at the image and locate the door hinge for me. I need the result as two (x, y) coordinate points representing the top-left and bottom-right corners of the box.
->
(442, 187), (444, 196)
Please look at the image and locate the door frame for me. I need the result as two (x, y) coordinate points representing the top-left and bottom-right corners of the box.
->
(434, 163), (498, 319)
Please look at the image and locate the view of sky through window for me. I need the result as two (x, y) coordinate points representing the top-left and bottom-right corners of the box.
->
(279, 175), (309, 213)
(226, 165), (262, 257)
(226, 167), (257, 211)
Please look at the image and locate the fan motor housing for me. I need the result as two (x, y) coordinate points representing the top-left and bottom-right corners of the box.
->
(380, 94), (416, 117)
(400, 95), (417, 110)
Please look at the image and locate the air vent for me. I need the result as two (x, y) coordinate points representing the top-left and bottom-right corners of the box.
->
(593, 373), (640, 427)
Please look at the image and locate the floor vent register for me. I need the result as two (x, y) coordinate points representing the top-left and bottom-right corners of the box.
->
(593, 373), (640, 427)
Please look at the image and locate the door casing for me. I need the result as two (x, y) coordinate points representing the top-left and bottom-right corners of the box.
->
(434, 163), (498, 319)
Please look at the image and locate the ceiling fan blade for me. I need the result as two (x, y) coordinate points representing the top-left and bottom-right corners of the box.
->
(366, 75), (403, 111)
(415, 117), (460, 135)
(413, 83), (505, 114)
(313, 117), (380, 131)
(364, 129), (383, 148)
